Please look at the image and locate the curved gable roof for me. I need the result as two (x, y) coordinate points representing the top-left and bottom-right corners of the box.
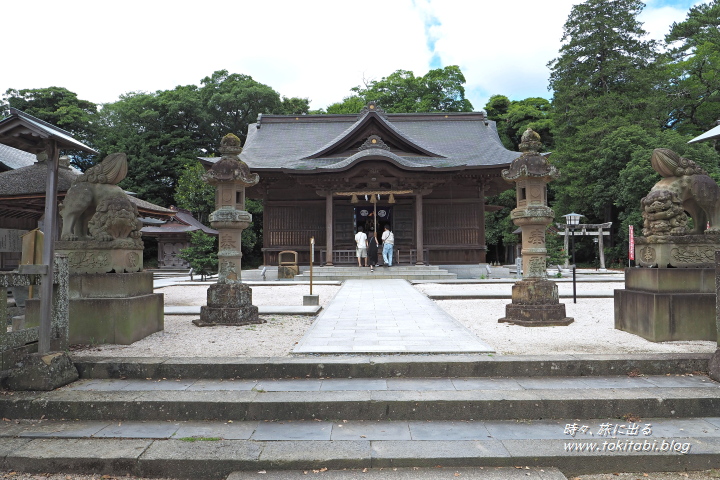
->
(234, 106), (521, 172)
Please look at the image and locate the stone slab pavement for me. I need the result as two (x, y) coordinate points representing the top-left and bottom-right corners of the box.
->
(292, 279), (494, 353)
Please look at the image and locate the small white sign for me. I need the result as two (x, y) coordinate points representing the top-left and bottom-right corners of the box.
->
(0, 229), (27, 252)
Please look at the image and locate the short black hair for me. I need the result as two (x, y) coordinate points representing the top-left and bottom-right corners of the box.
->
(357, 226), (364, 232)
(384, 224), (390, 230)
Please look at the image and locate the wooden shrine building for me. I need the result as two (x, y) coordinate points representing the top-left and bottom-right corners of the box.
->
(223, 102), (521, 266)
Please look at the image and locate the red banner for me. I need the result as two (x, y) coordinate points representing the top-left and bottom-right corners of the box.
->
(629, 225), (635, 261)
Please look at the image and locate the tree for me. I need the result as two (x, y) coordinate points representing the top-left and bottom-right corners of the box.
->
(198, 70), (284, 148)
(324, 66), (474, 113)
(484, 95), (554, 150)
(1, 87), (99, 170)
(664, 0), (720, 134)
(174, 161), (215, 225)
(178, 231), (218, 280)
(547, 0), (663, 229)
(95, 87), (203, 205)
(280, 96), (311, 115)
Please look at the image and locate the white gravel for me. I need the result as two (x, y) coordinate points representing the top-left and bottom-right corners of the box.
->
(73, 281), (717, 357)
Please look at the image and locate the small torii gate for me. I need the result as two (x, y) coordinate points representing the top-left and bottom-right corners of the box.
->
(556, 222), (612, 271)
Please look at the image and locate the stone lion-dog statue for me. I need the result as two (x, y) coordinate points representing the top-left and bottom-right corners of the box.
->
(641, 148), (720, 236)
(60, 153), (142, 243)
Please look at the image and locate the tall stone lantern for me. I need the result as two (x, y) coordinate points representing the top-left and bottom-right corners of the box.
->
(193, 133), (264, 327)
(498, 129), (573, 326)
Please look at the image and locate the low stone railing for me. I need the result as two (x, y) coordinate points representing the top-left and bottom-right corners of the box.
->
(0, 255), (69, 370)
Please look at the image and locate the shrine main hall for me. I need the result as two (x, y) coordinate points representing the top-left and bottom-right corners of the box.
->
(229, 102), (522, 266)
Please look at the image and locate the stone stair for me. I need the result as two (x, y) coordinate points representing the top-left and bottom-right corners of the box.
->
(295, 265), (457, 281)
(0, 354), (719, 479)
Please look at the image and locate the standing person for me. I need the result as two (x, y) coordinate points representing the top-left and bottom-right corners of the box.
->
(382, 224), (394, 267)
(368, 230), (379, 272)
(355, 226), (368, 267)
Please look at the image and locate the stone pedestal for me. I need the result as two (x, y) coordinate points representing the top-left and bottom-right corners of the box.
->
(303, 294), (319, 306)
(193, 283), (264, 327)
(278, 265), (299, 280)
(635, 235), (720, 268)
(26, 272), (163, 345)
(499, 279), (573, 326)
(56, 241), (142, 274)
(615, 267), (716, 342)
(5, 352), (78, 391)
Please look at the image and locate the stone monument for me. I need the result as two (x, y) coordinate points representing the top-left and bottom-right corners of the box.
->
(498, 129), (573, 326)
(26, 153), (164, 344)
(615, 148), (720, 341)
(193, 134), (264, 327)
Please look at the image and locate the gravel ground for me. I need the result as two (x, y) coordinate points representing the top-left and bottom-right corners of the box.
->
(413, 282), (716, 355)
(71, 281), (717, 357)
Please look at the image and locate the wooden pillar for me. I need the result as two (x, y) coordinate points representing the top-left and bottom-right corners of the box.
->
(479, 181), (486, 263)
(325, 192), (334, 266)
(39, 141), (58, 354)
(415, 193), (424, 265)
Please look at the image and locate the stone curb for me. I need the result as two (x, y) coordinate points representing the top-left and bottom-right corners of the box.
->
(164, 306), (322, 316)
(424, 292), (615, 300)
(2, 437), (719, 479)
(71, 354), (712, 380)
(3, 387), (719, 421)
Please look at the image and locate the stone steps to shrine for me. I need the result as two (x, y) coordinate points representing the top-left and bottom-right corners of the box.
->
(295, 265), (458, 281)
(0, 353), (718, 479)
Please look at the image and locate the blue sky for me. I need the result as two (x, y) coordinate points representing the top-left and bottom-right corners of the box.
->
(1, 0), (708, 112)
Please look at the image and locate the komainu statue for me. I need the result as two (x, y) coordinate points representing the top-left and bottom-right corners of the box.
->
(641, 148), (720, 236)
(60, 153), (141, 244)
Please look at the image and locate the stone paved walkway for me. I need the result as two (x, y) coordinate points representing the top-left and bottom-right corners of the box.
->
(293, 279), (493, 353)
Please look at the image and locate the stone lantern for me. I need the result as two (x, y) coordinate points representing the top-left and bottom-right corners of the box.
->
(193, 133), (264, 327)
(498, 128), (572, 326)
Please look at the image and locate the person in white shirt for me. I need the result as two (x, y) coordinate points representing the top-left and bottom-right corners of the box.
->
(354, 226), (368, 267)
(381, 224), (394, 267)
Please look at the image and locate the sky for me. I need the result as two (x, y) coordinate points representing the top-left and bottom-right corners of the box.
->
(1, 0), (706, 112)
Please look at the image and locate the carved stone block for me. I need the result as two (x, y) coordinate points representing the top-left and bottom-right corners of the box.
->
(57, 242), (142, 274)
(635, 235), (720, 268)
(498, 279), (573, 326)
(206, 283), (253, 308)
(194, 283), (264, 327)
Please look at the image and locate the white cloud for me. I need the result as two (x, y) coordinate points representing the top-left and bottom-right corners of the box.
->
(0, 0), (704, 112)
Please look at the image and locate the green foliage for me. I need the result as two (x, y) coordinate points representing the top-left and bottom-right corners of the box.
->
(1, 86), (99, 170)
(664, 0), (720, 134)
(280, 96), (311, 115)
(326, 96), (366, 114)
(545, 228), (568, 268)
(484, 95), (554, 150)
(326, 66), (474, 113)
(178, 231), (218, 280)
(174, 161), (215, 225)
(484, 190), (518, 263)
(242, 198), (264, 268)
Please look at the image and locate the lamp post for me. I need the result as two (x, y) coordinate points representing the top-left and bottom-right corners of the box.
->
(563, 212), (583, 304)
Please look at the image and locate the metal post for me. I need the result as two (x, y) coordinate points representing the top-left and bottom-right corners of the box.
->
(39, 141), (59, 354)
(310, 237), (314, 295)
(571, 226), (577, 304)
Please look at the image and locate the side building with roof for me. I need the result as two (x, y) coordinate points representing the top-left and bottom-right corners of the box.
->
(140, 207), (218, 269)
(203, 102), (520, 266)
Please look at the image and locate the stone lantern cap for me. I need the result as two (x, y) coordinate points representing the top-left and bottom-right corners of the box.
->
(204, 133), (259, 187)
(502, 128), (559, 182)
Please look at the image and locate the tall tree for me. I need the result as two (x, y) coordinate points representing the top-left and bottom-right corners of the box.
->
(664, 0), (720, 134)
(547, 0), (662, 231)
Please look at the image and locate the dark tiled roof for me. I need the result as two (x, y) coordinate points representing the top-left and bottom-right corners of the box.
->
(232, 111), (521, 171)
(0, 143), (35, 171)
(141, 208), (217, 235)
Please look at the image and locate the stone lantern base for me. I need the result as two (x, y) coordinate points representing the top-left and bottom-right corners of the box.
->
(193, 283), (265, 327)
(498, 279), (573, 326)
